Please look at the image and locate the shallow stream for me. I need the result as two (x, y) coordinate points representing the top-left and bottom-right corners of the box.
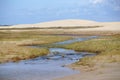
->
(0, 36), (97, 80)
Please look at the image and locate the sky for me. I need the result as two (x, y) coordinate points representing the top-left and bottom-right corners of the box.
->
(0, 0), (120, 25)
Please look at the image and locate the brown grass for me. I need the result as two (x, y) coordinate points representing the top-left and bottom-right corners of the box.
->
(0, 42), (49, 63)
(0, 31), (72, 63)
(62, 35), (120, 67)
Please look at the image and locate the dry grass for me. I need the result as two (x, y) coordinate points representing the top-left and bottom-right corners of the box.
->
(62, 35), (120, 67)
(0, 31), (72, 45)
(0, 42), (49, 63)
(0, 31), (72, 63)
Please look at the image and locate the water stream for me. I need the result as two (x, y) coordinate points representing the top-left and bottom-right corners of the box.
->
(0, 36), (96, 80)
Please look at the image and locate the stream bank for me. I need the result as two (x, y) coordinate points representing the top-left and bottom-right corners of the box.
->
(0, 36), (96, 80)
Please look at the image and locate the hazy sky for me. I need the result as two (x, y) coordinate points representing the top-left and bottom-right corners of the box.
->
(0, 0), (120, 25)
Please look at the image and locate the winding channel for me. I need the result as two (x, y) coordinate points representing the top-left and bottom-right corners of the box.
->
(0, 36), (97, 80)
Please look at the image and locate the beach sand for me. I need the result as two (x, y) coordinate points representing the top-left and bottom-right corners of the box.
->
(55, 63), (120, 80)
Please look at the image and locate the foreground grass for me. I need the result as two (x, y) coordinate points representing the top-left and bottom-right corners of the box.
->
(0, 43), (49, 63)
(0, 31), (72, 63)
(62, 35), (120, 67)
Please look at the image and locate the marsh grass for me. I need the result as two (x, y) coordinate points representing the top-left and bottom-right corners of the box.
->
(0, 31), (72, 46)
(0, 31), (72, 41)
(0, 31), (72, 63)
(0, 43), (49, 63)
(62, 35), (120, 67)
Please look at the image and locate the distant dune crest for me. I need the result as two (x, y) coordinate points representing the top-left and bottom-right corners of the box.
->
(0, 19), (120, 32)
(9, 19), (99, 28)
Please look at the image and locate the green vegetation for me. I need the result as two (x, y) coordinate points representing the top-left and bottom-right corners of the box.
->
(62, 35), (120, 67)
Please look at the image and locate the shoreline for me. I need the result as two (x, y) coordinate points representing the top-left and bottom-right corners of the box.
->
(55, 62), (120, 80)
(55, 35), (120, 80)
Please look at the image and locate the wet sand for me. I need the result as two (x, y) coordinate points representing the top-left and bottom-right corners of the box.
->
(55, 63), (120, 80)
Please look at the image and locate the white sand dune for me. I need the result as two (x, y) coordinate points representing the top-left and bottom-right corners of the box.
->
(71, 22), (120, 31)
(0, 19), (120, 32)
(9, 19), (99, 28)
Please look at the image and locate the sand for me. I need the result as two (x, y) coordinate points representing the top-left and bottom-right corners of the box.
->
(55, 63), (120, 80)
(9, 19), (99, 28)
(70, 22), (120, 31)
(6, 20), (120, 31)
(1, 19), (120, 35)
